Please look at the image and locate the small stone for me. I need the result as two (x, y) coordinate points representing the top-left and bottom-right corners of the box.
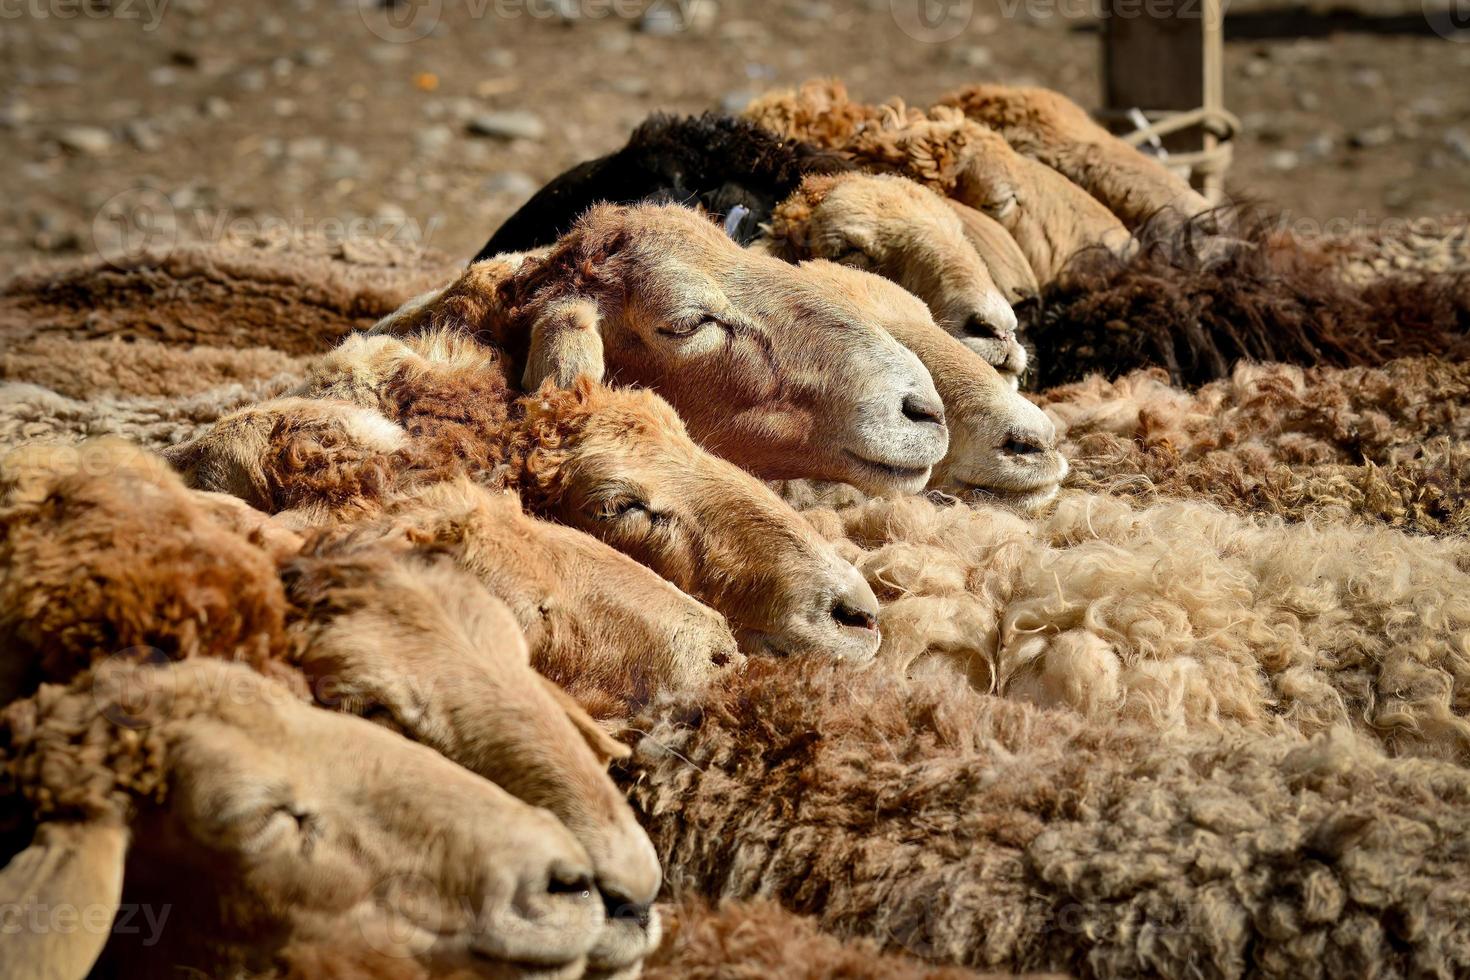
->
(466, 111), (545, 142)
(201, 96), (232, 120)
(416, 125), (454, 155)
(273, 98), (299, 118)
(1351, 68), (1384, 88)
(483, 48), (517, 68)
(640, 0), (717, 35)
(45, 66), (80, 85)
(235, 68), (266, 92)
(1241, 58), (1269, 79)
(483, 171), (538, 198)
(1383, 184), (1413, 209)
(286, 136), (328, 161)
(1446, 128), (1470, 163)
(1301, 134), (1336, 160)
(607, 76), (650, 96)
(297, 46), (332, 68)
(721, 90), (755, 114)
(945, 45), (992, 69)
(1267, 150), (1299, 171)
(368, 45), (408, 65)
(55, 125), (113, 155)
(149, 66), (179, 87)
(325, 145), (363, 179)
(0, 102), (32, 128)
(1349, 125), (1393, 149)
(125, 121), (162, 152)
(1294, 91), (1320, 112)
(789, 0), (832, 19)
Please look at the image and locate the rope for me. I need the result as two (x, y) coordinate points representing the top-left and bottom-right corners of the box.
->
(1095, 105), (1241, 178)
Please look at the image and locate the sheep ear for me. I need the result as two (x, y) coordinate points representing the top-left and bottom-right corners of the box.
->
(0, 822), (129, 980)
(521, 298), (605, 391)
(536, 674), (631, 763)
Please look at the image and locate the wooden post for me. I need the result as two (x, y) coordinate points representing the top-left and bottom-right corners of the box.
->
(1102, 0), (1227, 200)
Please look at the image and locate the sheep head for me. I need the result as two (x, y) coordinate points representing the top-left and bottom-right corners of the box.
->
(510, 376), (885, 663)
(0, 659), (603, 979)
(493, 201), (950, 495)
(762, 171), (1027, 381)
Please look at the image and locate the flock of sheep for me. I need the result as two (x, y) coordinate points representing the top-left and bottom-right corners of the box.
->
(1, 79), (1469, 979)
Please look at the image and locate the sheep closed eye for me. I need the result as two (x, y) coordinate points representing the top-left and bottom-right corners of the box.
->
(594, 498), (669, 527)
(656, 317), (722, 339)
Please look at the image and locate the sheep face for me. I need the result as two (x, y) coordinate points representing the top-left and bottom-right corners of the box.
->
(284, 543), (665, 975)
(516, 379), (884, 664)
(386, 481), (742, 714)
(765, 173), (1027, 383)
(504, 203), (949, 495)
(1, 660), (603, 979)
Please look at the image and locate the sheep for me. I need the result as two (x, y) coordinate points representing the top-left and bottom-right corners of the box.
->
(788, 487), (1470, 764)
(1041, 356), (1470, 534)
(1020, 212), (1470, 387)
(0, 441), (668, 973)
(167, 330), (887, 664)
(744, 81), (1132, 284)
(390, 205), (1065, 504)
(474, 111), (855, 259)
(441, 202), (955, 496)
(473, 113), (1028, 380)
(940, 198), (1039, 305)
(0, 236), (458, 355)
(1, 335), (307, 400)
(757, 172), (1026, 379)
(618, 658), (1470, 977)
(936, 83), (1214, 229)
(0, 659), (605, 980)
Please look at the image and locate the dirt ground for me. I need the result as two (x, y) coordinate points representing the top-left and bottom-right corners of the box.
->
(2, 0), (1468, 269)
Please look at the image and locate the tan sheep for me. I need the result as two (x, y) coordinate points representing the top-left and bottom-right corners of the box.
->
(0, 659), (604, 980)
(744, 81), (1132, 284)
(795, 488), (1470, 763)
(937, 83), (1214, 229)
(0, 442), (666, 973)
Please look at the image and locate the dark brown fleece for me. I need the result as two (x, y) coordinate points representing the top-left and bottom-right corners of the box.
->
(617, 659), (1470, 977)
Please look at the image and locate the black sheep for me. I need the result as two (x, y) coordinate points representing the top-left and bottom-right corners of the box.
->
(473, 113), (854, 261)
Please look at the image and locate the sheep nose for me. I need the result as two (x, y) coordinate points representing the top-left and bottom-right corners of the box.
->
(601, 887), (654, 931)
(963, 313), (1014, 341)
(901, 392), (946, 428)
(1003, 435), (1047, 456)
(547, 866), (596, 899)
(830, 574), (880, 633)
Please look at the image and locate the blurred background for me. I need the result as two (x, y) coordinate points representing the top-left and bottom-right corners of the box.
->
(2, 0), (1467, 267)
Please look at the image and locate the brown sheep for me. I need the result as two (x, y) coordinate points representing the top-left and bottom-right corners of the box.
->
(744, 81), (1132, 284)
(0, 442), (667, 973)
(0, 236), (458, 354)
(937, 83), (1214, 229)
(173, 331), (888, 664)
(0, 659), (603, 980)
(1041, 356), (1470, 534)
(618, 658), (1470, 977)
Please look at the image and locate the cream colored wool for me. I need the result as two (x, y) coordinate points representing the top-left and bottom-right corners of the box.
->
(798, 489), (1470, 762)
